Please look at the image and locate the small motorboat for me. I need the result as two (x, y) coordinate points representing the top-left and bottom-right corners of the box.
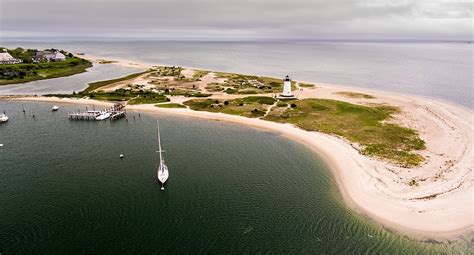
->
(0, 113), (9, 123)
(95, 111), (111, 121)
(52, 106), (59, 111)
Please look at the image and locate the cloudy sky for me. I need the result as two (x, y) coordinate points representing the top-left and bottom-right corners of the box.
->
(0, 0), (472, 40)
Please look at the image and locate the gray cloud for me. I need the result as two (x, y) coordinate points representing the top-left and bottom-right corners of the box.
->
(0, 0), (472, 39)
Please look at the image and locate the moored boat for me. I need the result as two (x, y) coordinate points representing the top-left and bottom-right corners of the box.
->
(95, 111), (111, 120)
(0, 113), (9, 123)
(156, 121), (169, 190)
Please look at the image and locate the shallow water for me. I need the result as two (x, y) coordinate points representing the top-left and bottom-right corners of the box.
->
(0, 101), (470, 254)
(0, 63), (139, 95)
(2, 40), (472, 108)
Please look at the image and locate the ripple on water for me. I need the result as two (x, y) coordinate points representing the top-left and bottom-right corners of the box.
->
(0, 101), (470, 254)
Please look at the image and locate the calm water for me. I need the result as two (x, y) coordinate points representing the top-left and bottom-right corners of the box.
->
(0, 63), (139, 95)
(0, 101), (470, 254)
(1, 40), (472, 108)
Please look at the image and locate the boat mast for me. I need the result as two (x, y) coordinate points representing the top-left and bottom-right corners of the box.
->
(157, 120), (164, 165)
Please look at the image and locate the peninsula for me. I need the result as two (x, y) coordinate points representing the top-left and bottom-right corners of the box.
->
(0, 47), (92, 85)
(5, 55), (473, 242)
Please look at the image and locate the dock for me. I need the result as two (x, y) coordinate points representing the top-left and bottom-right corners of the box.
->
(68, 103), (126, 121)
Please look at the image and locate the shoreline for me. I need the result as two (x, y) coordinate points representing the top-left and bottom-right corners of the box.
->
(79, 53), (473, 112)
(4, 95), (472, 243)
(1, 54), (472, 243)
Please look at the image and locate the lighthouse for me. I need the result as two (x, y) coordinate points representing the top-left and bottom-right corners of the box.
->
(279, 75), (295, 98)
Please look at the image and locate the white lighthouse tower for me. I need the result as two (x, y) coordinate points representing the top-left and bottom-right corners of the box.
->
(279, 75), (295, 99)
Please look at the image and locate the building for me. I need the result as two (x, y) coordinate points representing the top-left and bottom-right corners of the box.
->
(33, 50), (66, 62)
(0, 49), (23, 64)
(277, 75), (296, 99)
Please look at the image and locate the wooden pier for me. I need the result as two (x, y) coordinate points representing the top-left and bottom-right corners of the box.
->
(68, 103), (126, 121)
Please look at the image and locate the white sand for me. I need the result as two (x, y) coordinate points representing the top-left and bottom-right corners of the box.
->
(3, 54), (472, 241)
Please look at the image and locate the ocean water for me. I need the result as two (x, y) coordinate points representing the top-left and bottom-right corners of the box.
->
(1, 40), (472, 108)
(0, 101), (470, 254)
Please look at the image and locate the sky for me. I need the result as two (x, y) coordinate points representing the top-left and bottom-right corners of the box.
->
(0, 0), (472, 40)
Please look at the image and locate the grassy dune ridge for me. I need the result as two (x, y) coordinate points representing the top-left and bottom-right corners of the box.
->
(264, 99), (425, 167)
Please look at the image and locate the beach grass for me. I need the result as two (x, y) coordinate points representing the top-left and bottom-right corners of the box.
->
(97, 59), (119, 64)
(299, 83), (316, 88)
(264, 99), (424, 167)
(214, 72), (291, 94)
(184, 96), (276, 118)
(155, 103), (187, 108)
(192, 70), (210, 80)
(335, 91), (376, 99)
(128, 94), (169, 104)
(83, 70), (151, 93)
(153, 66), (183, 77)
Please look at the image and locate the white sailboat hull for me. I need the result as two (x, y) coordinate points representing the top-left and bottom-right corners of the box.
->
(158, 169), (169, 183)
(158, 164), (169, 184)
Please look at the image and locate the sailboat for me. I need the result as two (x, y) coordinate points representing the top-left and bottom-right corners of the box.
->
(156, 120), (169, 190)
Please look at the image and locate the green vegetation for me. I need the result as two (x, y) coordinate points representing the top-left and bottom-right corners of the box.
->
(97, 59), (118, 64)
(153, 66), (183, 77)
(335, 91), (376, 99)
(299, 83), (316, 88)
(184, 96), (276, 118)
(205, 83), (224, 92)
(215, 72), (293, 94)
(128, 94), (169, 104)
(0, 57), (92, 86)
(47, 89), (169, 103)
(192, 70), (210, 80)
(160, 88), (211, 97)
(264, 99), (424, 167)
(408, 179), (419, 186)
(155, 103), (187, 109)
(83, 70), (151, 92)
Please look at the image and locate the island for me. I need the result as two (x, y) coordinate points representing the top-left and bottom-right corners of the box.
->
(5, 55), (473, 242)
(0, 47), (92, 85)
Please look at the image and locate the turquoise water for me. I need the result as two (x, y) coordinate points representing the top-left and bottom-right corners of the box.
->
(0, 101), (469, 254)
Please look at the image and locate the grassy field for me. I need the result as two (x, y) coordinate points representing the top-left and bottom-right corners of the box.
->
(0, 57), (92, 85)
(83, 70), (151, 93)
(155, 103), (187, 108)
(214, 72), (295, 94)
(334, 91), (376, 99)
(184, 96), (276, 118)
(128, 94), (169, 104)
(264, 99), (424, 167)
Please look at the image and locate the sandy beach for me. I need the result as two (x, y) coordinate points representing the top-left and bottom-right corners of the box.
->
(2, 55), (472, 242)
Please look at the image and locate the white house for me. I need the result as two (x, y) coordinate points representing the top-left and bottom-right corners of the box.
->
(0, 49), (23, 64)
(33, 50), (67, 62)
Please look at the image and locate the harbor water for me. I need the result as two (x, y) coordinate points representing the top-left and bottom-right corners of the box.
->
(0, 101), (470, 253)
